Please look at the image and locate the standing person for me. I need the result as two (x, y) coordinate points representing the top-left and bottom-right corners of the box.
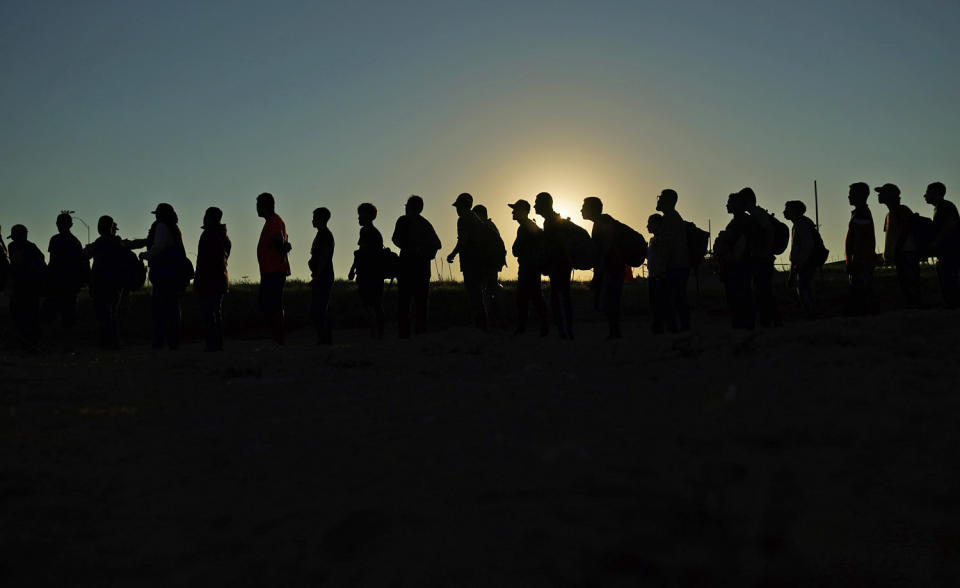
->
(845, 182), (876, 315)
(310, 207), (335, 345)
(256, 192), (292, 344)
(714, 192), (755, 329)
(783, 201), (821, 317)
(141, 203), (189, 350)
(740, 187), (782, 327)
(646, 214), (670, 333)
(194, 207), (231, 351)
(348, 203), (385, 339)
(84, 216), (143, 349)
(6, 224), (46, 351)
(509, 199), (548, 336)
(471, 204), (507, 328)
(447, 193), (488, 329)
(47, 212), (89, 335)
(923, 182), (960, 308)
(392, 195), (441, 338)
(877, 183), (922, 308)
(534, 192), (575, 339)
(654, 189), (691, 331)
(581, 197), (624, 339)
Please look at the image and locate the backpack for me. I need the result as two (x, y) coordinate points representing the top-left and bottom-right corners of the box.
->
(121, 248), (147, 291)
(769, 214), (790, 255)
(612, 220), (648, 267)
(685, 222), (710, 267)
(810, 230), (830, 268)
(912, 213), (936, 256)
(558, 218), (597, 270)
(379, 247), (400, 280)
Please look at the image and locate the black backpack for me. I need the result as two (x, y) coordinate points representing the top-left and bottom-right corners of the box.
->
(810, 230), (830, 268)
(685, 222), (710, 267)
(612, 220), (648, 267)
(121, 249), (147, 291)
(769, 214), (790, 255)
(558, 218), (597, 270)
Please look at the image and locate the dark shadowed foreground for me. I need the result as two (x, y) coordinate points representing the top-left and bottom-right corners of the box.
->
(2, 304), (959, 586)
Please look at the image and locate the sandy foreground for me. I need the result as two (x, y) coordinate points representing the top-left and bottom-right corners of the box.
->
(2, 309), (959, 586)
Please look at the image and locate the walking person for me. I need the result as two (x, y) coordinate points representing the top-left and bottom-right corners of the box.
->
(392, 195), (441, 338)
(783, 201), (822, 317)
(509, 199), (548, 336)
(877, 183), (922, 308)
(581, 197), (625, 339)
(534, 192), (575, 339)
(46, 212), (89, 337)
(310, 207), (335, 345)
(923, 182), (960, 308)
(845, 182), (876, 315)
(195, 207), (231, 351)
(741, 187), (782, 327)
(256, 192), (291, 344)
(6, 224), (46, 351)
(447, 193), (488, 329)
(472, 204), (507, 328)
(714, 192), (755, 329)
(349, 203), (386, 339)
(141, 203), (190, 350)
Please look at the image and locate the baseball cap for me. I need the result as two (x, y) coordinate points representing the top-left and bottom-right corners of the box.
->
(508, 199), (530, 212)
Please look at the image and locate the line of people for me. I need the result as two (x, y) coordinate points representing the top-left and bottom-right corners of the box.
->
(2, 182), (958, 352)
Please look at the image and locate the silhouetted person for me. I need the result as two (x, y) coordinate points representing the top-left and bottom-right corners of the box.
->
(845, 182), (876, 315)
(646, 214), (671, 333)
(923, 182), (960, 308)
(509, 199), (548, 336)
(141, 203), (189, 350)
(310, 207), (335, 344)
(472, 204), (507, 328)
(877, 183), (922, 307)
(349, 203), (386, 339)
(195, 207), (231, 351)
(85, 216), (140, 349)
(256, 192), (291, 344)
(392, 195), (441, 338)
(535, 192), (574, 338)
(0, 226), (9, 292)
(581, 197), (624, 339)
(46, 212), (89, 335)
(447, 193), (488, 329)
(715, 192), (755, 329)
(655, 189), (692, 331)
(741, 187), (782, 327)
(6, 224), (46, 351)
(783, 200), (820, 317)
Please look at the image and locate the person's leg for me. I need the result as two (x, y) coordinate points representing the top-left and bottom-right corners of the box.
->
(515, 273), (530, 334)
(603, 272), (624, 339)
(200, 294), (215, 351)
(533, 276), (549, 336)
(397, 270), (412, 339)
(151, 286), (165, 349)
(669, 268), (691, 331)
(317, 278), (333, 344)
(167, 288), (181, 350)
(896, 253), (923, 308)
(464, 270), (486, 329)
(650, 278), (665, 334)
(554, 270), (573, 338)
(374, 280), (385, 339)
(414, 261), (430, 334)
(938, 255), (960, 309)
(798, 266), (816, 317)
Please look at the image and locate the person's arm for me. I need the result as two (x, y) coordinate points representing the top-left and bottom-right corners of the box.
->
(391, 218), (405, 250)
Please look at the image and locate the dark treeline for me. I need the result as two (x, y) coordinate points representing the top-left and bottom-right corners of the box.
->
(1, 183), (958, 353)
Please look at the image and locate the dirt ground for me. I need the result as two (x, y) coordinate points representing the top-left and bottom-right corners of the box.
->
(2, 302), (960, 586)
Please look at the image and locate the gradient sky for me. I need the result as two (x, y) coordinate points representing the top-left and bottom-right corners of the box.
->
(3, 0), (958, 281)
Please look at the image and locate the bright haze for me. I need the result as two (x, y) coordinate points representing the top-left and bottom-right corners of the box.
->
(3, 0), (958, 280)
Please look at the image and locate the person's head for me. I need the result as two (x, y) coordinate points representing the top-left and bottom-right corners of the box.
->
(875, 183), (901, 206)
(726, 192), (745, 215)
(472, 204), (488, 220)
(357, 202), (377, 226)
(202, 206), (223, 229)
(56, 212), (73, 233)
(97, 215), (116, 237)
(151, 202), (178, 225)
(256, 192), (275, 218)
(452, 192), (473, 216)
(924, 182), (946, 206)
(312, 207), (331, 229)
(656, 189), (678, 213)
(581, 197), (603, 222)
(848, 182), (870, 207)
(534, 192), (554, 217)
(8, 224), (28, 242)
(647, 213), (663, 235)
(738, 187), (757, 209)
(405, 195), (424, 216)
(783, 200), (806, 222)
(508, 199), (531, 222)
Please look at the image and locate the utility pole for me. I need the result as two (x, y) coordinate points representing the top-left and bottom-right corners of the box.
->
(814, 180), (820, 233)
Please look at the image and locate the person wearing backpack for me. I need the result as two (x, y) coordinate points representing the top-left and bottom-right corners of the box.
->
(716, 192), (755, 329)
(741, 187), (782, 327)
(655, 189), (692, 331)
(256, 192), (292, 345)
(7, 224), (46, 351)
(534, 192), (575, 339)
(447, 193), (488, 330)
(783, 200), (823, 317)
(472, 204), (507, 329)
(310, 207), (335, 345)
(877, 183), (922, 308)
(195, 207), (231, 351)
(509, 199), (549, 336)
(392, 195), (442, 338)
(581, 197), (627, 339)
(141, 203), (190, 350)
(46, 212), (89, 336)
(923, 182), (960, 308)
(349, 202), (385, 339)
